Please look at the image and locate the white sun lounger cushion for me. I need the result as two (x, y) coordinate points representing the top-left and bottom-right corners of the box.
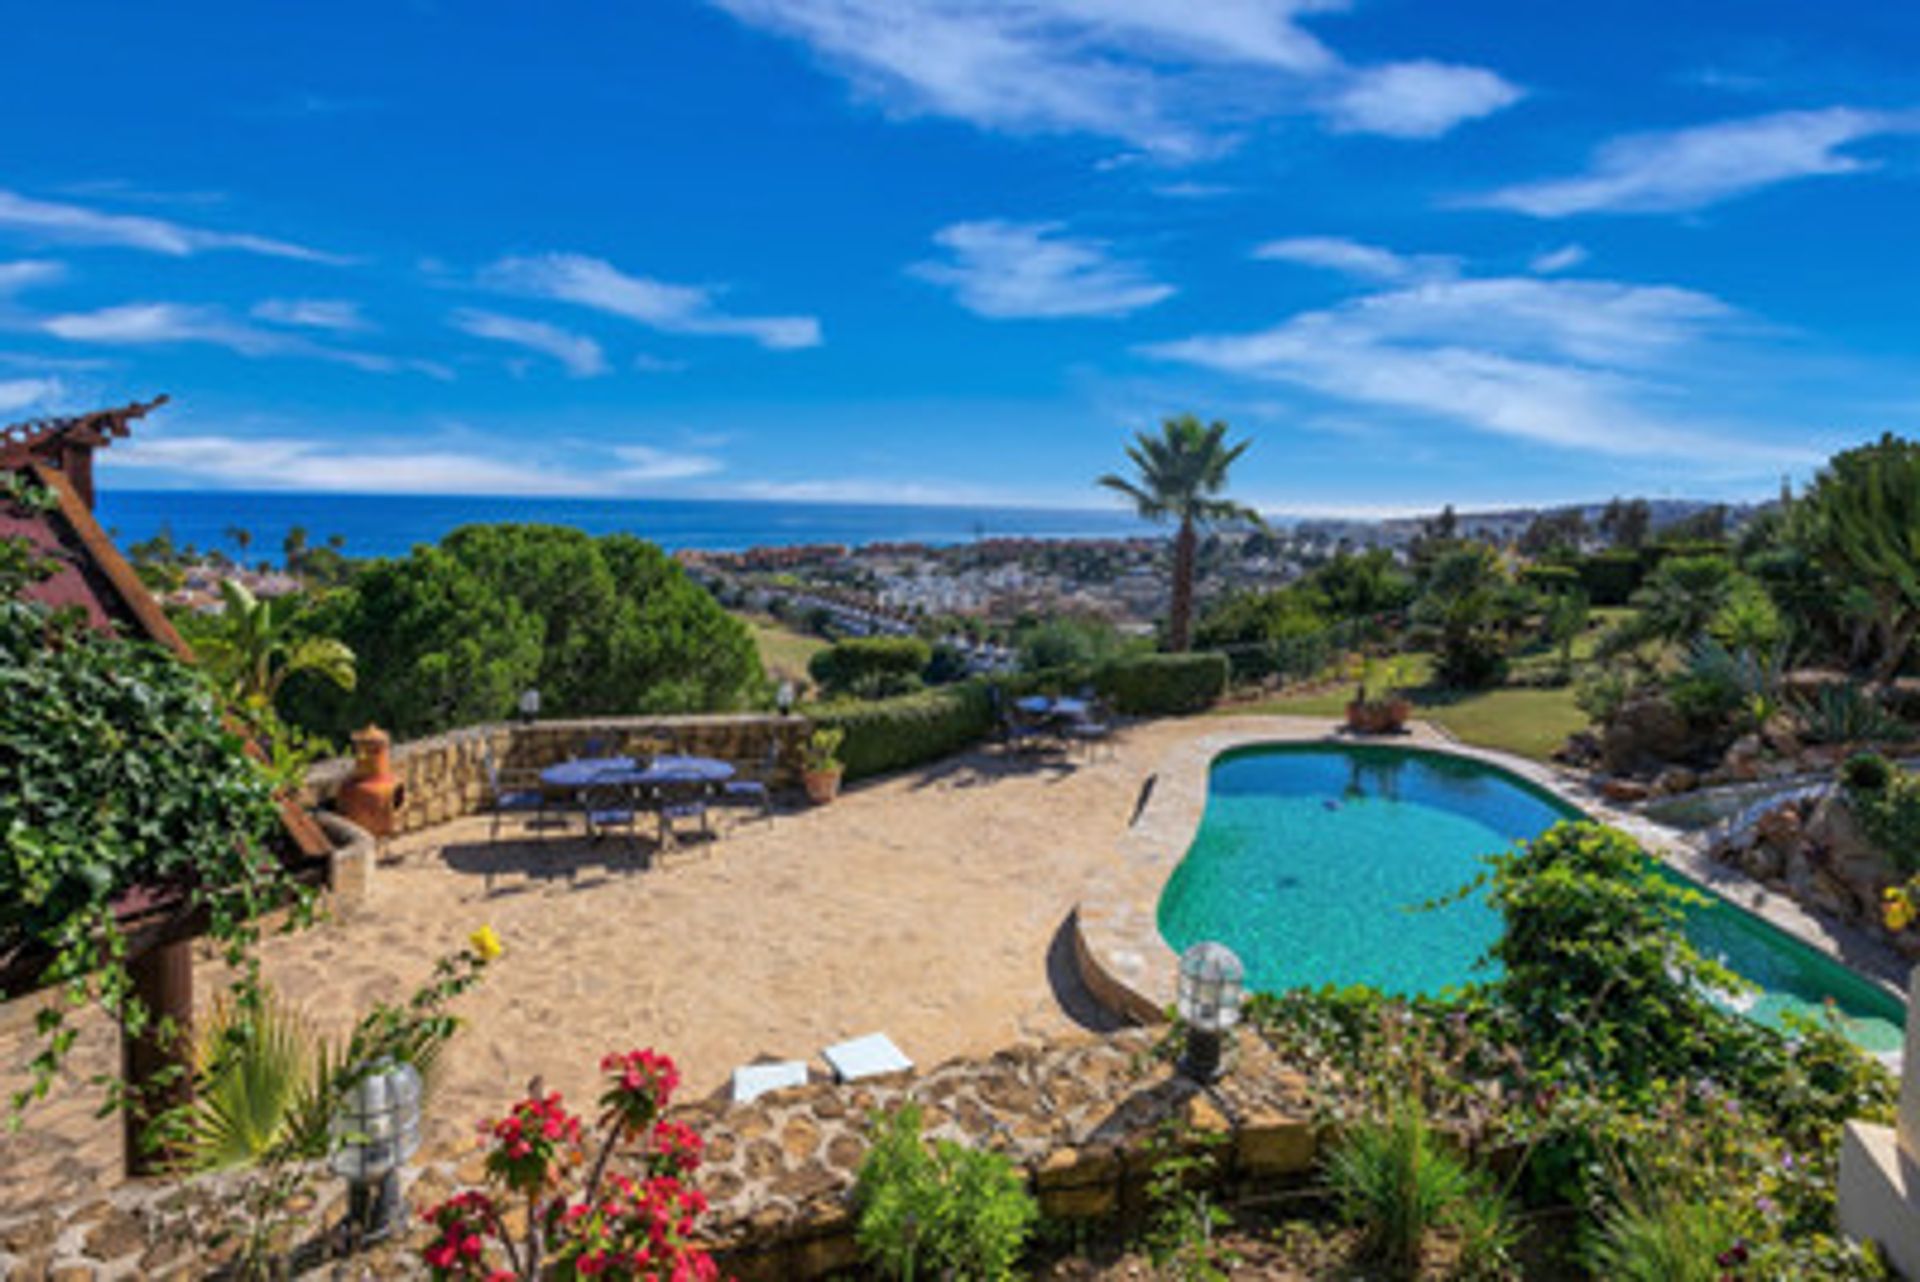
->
(822, 1032), (913, 1082)
(731, 1059), (810, 1103)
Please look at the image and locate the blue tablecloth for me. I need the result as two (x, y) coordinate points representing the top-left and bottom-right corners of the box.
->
(539, 755), (735, 789)
(1017, 696), (1089, 719)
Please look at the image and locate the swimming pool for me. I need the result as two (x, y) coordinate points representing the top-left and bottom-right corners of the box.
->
(1156, 743), (1906, 1053)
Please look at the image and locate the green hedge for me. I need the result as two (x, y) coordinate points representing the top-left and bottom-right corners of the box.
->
(808, 636), (932, 696)
(811, 683), (995, 780)
(1095, 652), (1229, 716)
(1576, 550), (1644, 607)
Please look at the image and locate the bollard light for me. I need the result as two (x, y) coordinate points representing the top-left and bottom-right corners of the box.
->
(518, 687), (542, 724)
(330, 1058), (423, 1243)
(776, 680), (796, 716)
(1176, 941), (1245, 1084)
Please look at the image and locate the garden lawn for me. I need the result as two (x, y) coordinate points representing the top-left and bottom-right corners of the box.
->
(1226, 654), (1589, 763)
(739, 613), (828, 684)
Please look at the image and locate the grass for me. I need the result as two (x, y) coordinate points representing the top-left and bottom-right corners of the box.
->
(1223, 647), (1594, 763)
(738, 613), (828, 684)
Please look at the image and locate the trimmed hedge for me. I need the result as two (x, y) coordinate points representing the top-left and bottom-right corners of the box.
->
(811, 683), (995, 780)
(809, 636), (932, 694)
(1576, 550), (1644, 607)
(1095, 652), (1229, 716)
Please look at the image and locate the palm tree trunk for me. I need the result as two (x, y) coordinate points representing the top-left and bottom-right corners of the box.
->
(1169, 517), (1196, 653)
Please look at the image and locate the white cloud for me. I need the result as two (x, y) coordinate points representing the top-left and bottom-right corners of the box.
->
(1529, 244), (1588, 274)
(1151, 182), (1237, 200)
(911, 220), (1173, 319)
(42, 302), (289, 355)
(252, 298), (371, 332)
(42, 300), (446, 377)
(1325, 60), (1524, 139)
(1142, 264), (1813, 465)
(0, 189), (345, 262)
(0, 377), (62, 417)
(0, 259), (64, 296)
(612, 444), (723, 481)
(481, 253), (821, 350)
(450, 308), (609, 377)
(705, 0), (1517, 155)
(104, 427), (722, 496)
(1253, 235), (1457, 283)
(1476, 108), (1918, 217)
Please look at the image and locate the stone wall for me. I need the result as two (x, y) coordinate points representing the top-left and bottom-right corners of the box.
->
(0, 1028), (1328, 1280)
(303, 714), (814, 837)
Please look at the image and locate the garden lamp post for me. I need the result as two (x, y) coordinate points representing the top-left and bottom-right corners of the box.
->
(776, 680), (796, 716)
(518, 686), (541, 724)
(1176, 941), (1245, 1084)
(330, 1059), (424, 1243)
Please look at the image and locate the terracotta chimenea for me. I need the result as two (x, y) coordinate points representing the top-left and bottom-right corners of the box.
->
(338, 725), (405, 837)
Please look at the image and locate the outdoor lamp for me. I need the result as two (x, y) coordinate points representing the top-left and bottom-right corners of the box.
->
(518, 686), (542, 724)
(329, 1058), (423, 1242)
(776, 680), (796, 716)
(1176, 941), (1245, 1084)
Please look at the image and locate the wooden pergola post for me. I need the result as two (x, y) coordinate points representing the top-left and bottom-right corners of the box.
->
(122, 937), (195, 1176)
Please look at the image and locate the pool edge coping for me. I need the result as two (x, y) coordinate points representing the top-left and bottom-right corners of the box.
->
(1071, 716), (1911, 1027)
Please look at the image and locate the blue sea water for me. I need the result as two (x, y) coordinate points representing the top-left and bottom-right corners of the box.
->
(94, 490), (1152, 561)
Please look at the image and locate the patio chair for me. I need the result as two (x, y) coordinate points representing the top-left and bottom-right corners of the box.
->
(483, 742), (547, 843)
(721, 739), (779, 821)
(576, 733), (612, 760)
(1065, 698), (1117, 760)
(989, 686), (1048, 754)
(655, 779), (712, 847)
(581, 781), (641, 851)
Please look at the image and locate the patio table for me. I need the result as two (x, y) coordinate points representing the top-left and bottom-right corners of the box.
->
(1016, 695), (1090, 721)
(539, 756), (639, 789)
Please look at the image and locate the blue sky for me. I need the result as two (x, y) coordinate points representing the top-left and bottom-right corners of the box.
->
(1, 0), (1916, 515)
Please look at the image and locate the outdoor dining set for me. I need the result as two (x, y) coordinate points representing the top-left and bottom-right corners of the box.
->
(996, 690), (1117, 758)
(483, 735), (777, 850)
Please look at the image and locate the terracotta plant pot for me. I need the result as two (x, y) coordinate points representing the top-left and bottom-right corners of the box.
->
(803, 767), (844, 805)
(1346, 698), (1411, 735)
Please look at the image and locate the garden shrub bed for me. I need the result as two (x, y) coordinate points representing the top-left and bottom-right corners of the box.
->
(1095, 651), (1230, 716)
(812, 683), (996, 780)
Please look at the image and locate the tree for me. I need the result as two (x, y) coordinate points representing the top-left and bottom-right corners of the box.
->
(194, 579), (356, 712)
(1599, 498), (1652, 550)
(1796, 434), (1920, 683)
(1518, 509), (1588, 558)
(225, 524), (253, 561)
(1416, 545), (1509, 689)
(281, 525), (309, 575)
(1097, 414), (1261, 652)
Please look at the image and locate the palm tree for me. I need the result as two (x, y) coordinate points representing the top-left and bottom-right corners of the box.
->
(196, 579), (356, 710)
(1098, 414), (1262, 652)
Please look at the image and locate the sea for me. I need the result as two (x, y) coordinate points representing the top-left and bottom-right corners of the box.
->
(95, 490), (1155, 562)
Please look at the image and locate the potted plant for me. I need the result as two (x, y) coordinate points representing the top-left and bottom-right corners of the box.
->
(1346, 655), (1414, 735)
(802, 727), (846, 804)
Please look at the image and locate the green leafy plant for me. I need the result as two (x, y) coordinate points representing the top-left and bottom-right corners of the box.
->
(1585, 1165), (1748, 1282)
(1795, 683), (1914, 746)
(1142, 1121), (1234, 1281)
(0, 597), (305, 1130)
(1096, 651), (1229, 715)
(1325, 1098), (1508, 1279)
(803, 725), (846, 774)
(809, 635), (933, 699)
(853, 1104), (1038, 1281)
(1842, 756), (1920, 873)
(193, 578), (357, 711)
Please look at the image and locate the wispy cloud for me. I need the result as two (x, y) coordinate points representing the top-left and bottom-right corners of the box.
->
(912, 220), (1173, 319)
(1325, 61), (1524, 140)
(613, 443), (723, 481)
(1151, 182), (1237, 200)
(0, 377), (62, 417)
(1142, 260), (1813, 466)
(705, 0), (1519, 156)
(1253, 235), (1458, 283)
(450, 307), (609, 377)
(0, 188), (345, 262)
(481, 253), (822, 350)
(43, 300), (446, 377)
(252, 298), (371, 332)
(1528, 244), (1589, 274)
(0, 259), (66, 296)
(1475, 108), (1919, 216)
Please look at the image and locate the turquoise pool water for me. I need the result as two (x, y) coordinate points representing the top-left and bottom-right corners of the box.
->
(1157, 743), (1907, 1054)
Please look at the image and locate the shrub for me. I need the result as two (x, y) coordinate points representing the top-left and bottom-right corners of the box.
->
(1585, 1179), (1746, 1282)
(1842, 751), (1894, 793)
(1842, 758), (1920, 873)
(1015, 616), (1129, 675)
(1097, 652), (1229, 716)
(854, 1104), (1037, 1282)
(812, 684), (995, 780)
(1520, 563), (1581, 594)
(1325, 1099), (1508, 1280)
(1577, 550), (1644, 606)
(810, 635), (933, 699)
(1796, 682), (1914, 745)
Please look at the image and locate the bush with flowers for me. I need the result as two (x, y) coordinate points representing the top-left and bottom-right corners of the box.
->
(419, 1047), (723, 1281)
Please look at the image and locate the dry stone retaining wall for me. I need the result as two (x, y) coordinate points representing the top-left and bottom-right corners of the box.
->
(0, 1028), (1325, 1280)
(303, 715), (813, 838)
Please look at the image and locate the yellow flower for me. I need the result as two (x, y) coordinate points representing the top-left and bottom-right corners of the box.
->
(469, 925), (505, 962)
(1883, 891), (1914, 933)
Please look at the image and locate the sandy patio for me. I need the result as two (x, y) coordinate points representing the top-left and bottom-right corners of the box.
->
(2, 713), (1307, 1213)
